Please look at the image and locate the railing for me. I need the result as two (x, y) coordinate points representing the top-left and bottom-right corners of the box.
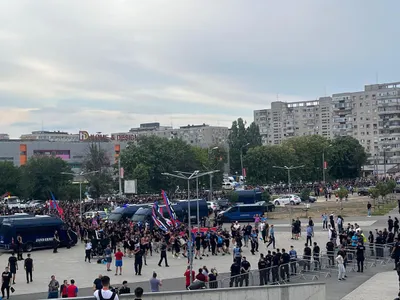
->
(207, 242), (396, 289)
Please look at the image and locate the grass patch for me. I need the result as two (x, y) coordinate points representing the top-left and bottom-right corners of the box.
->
(372, 201), (397, 216)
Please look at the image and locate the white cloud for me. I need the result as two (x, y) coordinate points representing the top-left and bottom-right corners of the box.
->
(0, 0), (399, 138)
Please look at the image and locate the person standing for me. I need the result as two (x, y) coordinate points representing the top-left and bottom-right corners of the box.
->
(367, 202), (372, 217)
(313, 242), (321, 270)
(322, 213), (328, 230)
(93, 276), (119, 300)
(336, 253), (346, 281)
(134, 245), (143, 275)
(60, 279), (68, 298)
(303, 244), (311, 272)
(8, 253), (17, 285)
(149, 272), (162, 292)
(104, 245), (112, 272)
(85, 240), (92, 263)
(184, 266), (195, 289)
(239, 256), (251, 287)
(306, 225), (313, 246)
(258, 253), (267, 286)
(389, 216), (394, 233)
(53, 230), (60, 253)
(133, 287), (143, 300)
(356, 242), (365, 273)
(158, 241), (169, 267)
(229, 260), (240, 287)
(24, 253), (33, 283)
(16, 234), (23, 261)
(289, 246), (297, 275)
(115, 248), (124, 276)
(92, 274), (102, 292)
(67, 279), (78, 298)
(280, 249), (290, 282)
(48, 275), (60, 298)
(1, 267), (12, 300)
(308, 217), (314, 237)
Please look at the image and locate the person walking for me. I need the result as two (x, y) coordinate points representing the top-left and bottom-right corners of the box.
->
(16, 234), (23, 261)
(53, 230), (60, 253)
(336, 253), (346, 281)
(85, 240), (92, 263)
(1, 266), (12, 300)
(149, 272), (162, 292)
(24, 253), (33, 283)
(158, 241), (169, 267)
(8, 253), (18, 285)
(266, 225), (275, 249)
(66, 279), (78, 298)
(306, 225), (313, 246)
(115, 248), (124, 276)
(47, 275), (60, 299)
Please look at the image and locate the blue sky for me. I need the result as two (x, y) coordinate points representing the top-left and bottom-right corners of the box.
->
(1, 0), (400, 138)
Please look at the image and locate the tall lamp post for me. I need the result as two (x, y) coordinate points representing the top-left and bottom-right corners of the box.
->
(383, 146), (391, 176)
(240, 143), (250, 178)
(272, 165), (305, 193)
(118, 145), (129, 198)
(208, 146), (219, 201)
(161, 170), (219, 284)
(322, 145), (331, 183)
(61, 170), (99, 219)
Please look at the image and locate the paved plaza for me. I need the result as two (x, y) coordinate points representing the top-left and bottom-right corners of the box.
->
(0, 216), (397, 300)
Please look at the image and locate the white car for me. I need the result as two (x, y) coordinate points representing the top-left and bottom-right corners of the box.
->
(273, 195), (301, 206)
(4, 197), (27, 209)
(207, 201), (218, 211)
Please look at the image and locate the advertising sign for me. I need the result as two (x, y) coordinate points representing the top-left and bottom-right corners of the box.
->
(124, 180), (137, 194)
(79, 131), (109, 142)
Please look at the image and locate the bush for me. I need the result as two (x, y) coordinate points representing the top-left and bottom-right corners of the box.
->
(300, 188), (311, 202)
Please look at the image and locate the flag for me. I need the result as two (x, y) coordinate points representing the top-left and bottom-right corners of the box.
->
(50, 192), (64, 219)
(152, 202), (169, 232)
(161, 190), (177, 226)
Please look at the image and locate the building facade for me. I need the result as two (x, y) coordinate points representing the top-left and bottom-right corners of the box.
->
(254, 81), (400, 174)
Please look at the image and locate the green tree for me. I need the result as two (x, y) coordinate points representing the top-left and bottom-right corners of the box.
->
(20, 156), (73, 199)
(300, 188), (311, 202)
(82, 144), (113, 198)
(227, 191), (239, 205)
(368, 187), (380, 209)
(120, 136), (215, 194)
(337, 186), (349, 210)
(282, 135), (330, 182)
(261, 191), (271, 203)
(328, 136), (367, 179)
(228, 118), (262, 175)
(243, 145), (297, 184)
(0, 162), (21, 196)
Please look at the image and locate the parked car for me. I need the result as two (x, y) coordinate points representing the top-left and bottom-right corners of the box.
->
(358, 187), (372, 196)
(273, 194), (301, 206)
(298, 195), (316, 203)
(84, 211), (108, 220)
(4, 197), (27, 209)
(27, 200), (46, 208)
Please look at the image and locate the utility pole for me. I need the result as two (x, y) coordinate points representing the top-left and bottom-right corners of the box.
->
(240, 143), (250, 179)
(273, 165), (305, 194)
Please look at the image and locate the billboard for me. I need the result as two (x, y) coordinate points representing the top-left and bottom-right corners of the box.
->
(124, 180), (137, 194)
(79, 131), (109, 142)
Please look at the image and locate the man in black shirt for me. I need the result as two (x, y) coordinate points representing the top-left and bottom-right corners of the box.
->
(53, 230), (60, 253)
(239, 257), (251, 287)
(280, 249), (290, 282)
(8, 253), (18, 285)
(24, 253), (34, 283)
(258, 254), (267, 285)
(265, 250), (272, 283)
(229, 261), (240, 287)
(356, 242), (366, 272)
(158, 241), (169, 267)
(119, 280), (130, 295)
(313, 242), (321, 270)
(303, 244), (311, 272)
(326, 239), (335, 267)
(1, 266), (12, 299)
(134, 246), (143, 275)
(134, 287), (143, 300)
(271, 252), (280, 283)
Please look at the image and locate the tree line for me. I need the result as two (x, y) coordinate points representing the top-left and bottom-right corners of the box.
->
(0, 117), (369, 200)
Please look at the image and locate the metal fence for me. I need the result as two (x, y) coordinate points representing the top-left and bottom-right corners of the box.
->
(205, 242), (396, 289)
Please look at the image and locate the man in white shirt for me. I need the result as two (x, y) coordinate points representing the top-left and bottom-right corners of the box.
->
(85, 240), (92, 263)
(94, 276), (119, 300)
(336, 254), (346, 281)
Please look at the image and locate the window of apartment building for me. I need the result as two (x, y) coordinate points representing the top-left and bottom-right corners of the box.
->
(354, 125), (358, 129)
(354, 118), (356, 121)
(366, 102), (370, 106)
(366, 132), (370, 135)
(374, 131), (377, 135)
(360, 117), (363, 120)
(360, 139), (365, 143)
(360, 103), (363, 107)
(366, 124), (370, 128)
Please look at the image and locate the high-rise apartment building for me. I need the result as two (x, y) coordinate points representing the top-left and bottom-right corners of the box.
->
(254, 97), (332, 145)
(254, 81), (400, 173)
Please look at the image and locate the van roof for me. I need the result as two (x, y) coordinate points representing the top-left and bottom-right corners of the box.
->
(235, 201), (267, 207)
(2, 216), (63, 227)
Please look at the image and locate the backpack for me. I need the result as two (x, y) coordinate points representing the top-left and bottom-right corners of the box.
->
(98, 290), (117, 300)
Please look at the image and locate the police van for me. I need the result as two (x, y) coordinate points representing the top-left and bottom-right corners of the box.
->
(0, 216), (77, 252)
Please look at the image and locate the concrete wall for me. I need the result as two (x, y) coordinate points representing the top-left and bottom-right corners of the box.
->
(55, 283), (325, 300)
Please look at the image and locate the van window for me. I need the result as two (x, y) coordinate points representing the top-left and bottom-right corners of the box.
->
(240, 206), (257, 213)
(228, 207), (239, 213)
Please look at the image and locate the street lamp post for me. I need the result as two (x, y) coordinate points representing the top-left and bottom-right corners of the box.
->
(240, 143), (250, 178)
(161, 170), (219, 284)
(118, 145), (129, 199)
(272, 165), (305, 193)
(208, 146), (219, 202)
(61, 170), (99, 219)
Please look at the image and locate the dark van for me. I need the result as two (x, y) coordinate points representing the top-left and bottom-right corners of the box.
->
(0, 216), (77, 252)
(107, 204), (150, 223)
(218, 201), (275, 222)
